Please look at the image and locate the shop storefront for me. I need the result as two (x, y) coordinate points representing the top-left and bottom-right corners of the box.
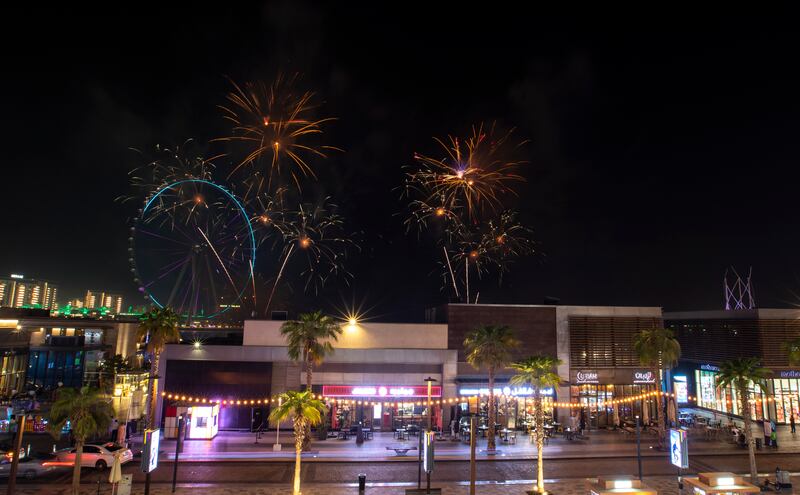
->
(771, 370), (800, 423)
(570, 369), (659, 429)
(454, 384), (556, 430)
(322, 385), (443, 431)
(691, 364), (770, 422)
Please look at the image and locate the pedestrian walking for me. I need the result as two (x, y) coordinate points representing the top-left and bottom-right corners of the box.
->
(771, 429), (778, 449)
(763, 419), (772, 447)
(790, 413), (796, 434)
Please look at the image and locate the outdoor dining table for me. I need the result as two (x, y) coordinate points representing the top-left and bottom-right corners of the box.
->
(478, 425), (489, 437)
(395, 428), (408, 441)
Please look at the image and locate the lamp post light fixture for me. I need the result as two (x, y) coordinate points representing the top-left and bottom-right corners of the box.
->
(423, 377), (437, 432)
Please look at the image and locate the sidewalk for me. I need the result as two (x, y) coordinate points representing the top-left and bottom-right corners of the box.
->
(8, 474), (797, 495)
(135, 424), (800, 462)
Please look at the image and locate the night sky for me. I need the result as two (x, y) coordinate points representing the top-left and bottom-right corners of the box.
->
(3, 5), (800, 320)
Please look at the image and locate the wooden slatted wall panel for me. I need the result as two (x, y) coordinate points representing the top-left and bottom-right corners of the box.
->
(668, 319), (761, 364)
(758, 319), (800, 368)
(569, 316), (663, 368)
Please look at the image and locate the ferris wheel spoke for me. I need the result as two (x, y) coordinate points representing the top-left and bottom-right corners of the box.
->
(197, 226), (240, 295)
(204, 253), (221, 314)
(165, 254), (192, 310)
(137, 228), (192, 247)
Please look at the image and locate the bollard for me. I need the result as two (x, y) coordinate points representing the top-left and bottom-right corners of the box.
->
(358, 473), (366, 493)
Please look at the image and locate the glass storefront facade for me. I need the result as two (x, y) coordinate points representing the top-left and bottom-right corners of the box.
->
(572, 384), (658, 428)
(0, 352), (27, 395)
(772, 378), (800, 423)
(27, 349), (85, 388)
(694, 369), (768, 421)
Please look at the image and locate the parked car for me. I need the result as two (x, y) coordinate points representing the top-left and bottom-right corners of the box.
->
(0, 443), (26, 462)
(55, 443), (133, 470)
(0, 453), (64, 479)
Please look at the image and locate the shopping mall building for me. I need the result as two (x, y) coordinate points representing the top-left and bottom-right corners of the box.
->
(666, 308), (800, 425)
(157, 303), (665, 433)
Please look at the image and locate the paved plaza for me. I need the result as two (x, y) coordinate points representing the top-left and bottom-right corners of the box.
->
(143, 419), (800, 462)
(7, 474), (798, 495)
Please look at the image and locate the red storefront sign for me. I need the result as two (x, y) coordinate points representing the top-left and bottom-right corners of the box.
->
(322, 385), (442, 398)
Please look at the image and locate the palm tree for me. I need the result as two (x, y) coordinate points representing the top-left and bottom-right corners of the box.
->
(137, 307), (180, 429)
(464, 324), (520, 451)
(48, 387), (114, 495)
(511, 355), (562, 495)
(716, 357), (771, 483)
(280, 311), (342, 448)
(98, 354), (132, 393)
(783, 337), (800, 366)
(269, 390), (327, 495)
(633, 327), (681, 447)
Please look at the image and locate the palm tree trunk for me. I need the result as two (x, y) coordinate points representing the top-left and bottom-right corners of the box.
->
(535, 391), (545, 494)
(656, 367), (666, 448)
(293, 418), (305, 495)
(488, 367), (496, 451)
(740, 384), (758, 483)
(302, 362), (313, 451)
(148, 350), (161, 430)
(71, 439), (83, 495)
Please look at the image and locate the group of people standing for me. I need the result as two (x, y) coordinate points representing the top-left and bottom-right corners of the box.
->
(760, 413), (796, 449)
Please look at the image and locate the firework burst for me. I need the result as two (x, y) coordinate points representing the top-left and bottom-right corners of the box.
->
(401, 124), (535, 302)
(405, 122), (528, 219)
(265, 201), (358, 312)
(214, 74), (341, 196)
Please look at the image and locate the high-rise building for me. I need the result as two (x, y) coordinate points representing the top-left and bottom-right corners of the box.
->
(84, 290), (123, 314)
(67, 298), (85, 309)
(0, 274), (58, 310)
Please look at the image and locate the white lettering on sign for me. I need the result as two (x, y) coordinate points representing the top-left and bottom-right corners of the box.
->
(350, 386), (414, 397)
(575, 371), (599, 383)
(633, 371), (656, 384)
(457, 386), (554, 397)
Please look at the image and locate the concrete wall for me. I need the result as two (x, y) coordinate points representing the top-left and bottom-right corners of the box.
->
(243, 320), (448, 349)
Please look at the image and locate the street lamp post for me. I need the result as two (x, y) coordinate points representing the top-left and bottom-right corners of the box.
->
(273, 397), (282, 452)
(424, 377), (437, 432)
(636, 414), (643, 481)
(7, 390), (35, 495)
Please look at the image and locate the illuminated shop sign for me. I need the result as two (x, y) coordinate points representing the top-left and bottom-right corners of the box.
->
(575, 371), (599, 384)
(457, 386), (554, 397)
(699, 364), (720, 372)
(673, 375), (688, 404)
(778, 370), (800, 379)
(633, 371), (656, 384)
(322, 385), (442, 398)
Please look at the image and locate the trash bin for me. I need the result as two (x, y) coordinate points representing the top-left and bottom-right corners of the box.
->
(358, 473), (366, 493)
(755, 438), (762, 450)
(776, 469), (792, 487)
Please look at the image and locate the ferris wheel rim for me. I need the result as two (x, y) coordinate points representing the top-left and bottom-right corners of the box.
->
(135, 178), (257, 318)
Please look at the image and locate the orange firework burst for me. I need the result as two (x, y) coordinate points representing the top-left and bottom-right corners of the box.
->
(408, 122), (527, 218)
(215, 74), (341, 195)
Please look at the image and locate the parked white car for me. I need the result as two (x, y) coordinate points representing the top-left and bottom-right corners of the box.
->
(56, 443), (133, 470)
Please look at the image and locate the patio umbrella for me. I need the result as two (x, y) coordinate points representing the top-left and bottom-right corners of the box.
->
(109, 452), (123, 494)
(668, 398), (677, 427)
(642, 398), (650, 425)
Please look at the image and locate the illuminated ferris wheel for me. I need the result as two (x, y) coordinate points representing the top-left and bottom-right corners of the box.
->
(130, 179), (256, 320)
